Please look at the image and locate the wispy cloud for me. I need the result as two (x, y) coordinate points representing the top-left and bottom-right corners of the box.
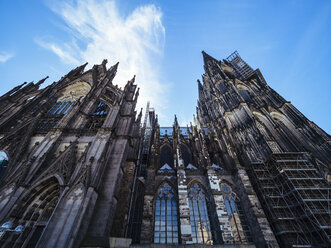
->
(37, 0), (167, 114)
(0, 52), (14, 63)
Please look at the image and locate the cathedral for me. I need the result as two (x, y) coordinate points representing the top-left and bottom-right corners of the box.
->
(0, 51), (330, 248)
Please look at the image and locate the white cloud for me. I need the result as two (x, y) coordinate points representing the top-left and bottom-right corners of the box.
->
(0, 52), (14, 63)
(38, 0), (167, 115)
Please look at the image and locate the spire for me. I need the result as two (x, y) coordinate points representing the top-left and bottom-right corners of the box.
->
(197, 79), (203, 91)
(106, 62), (119, 79)
(197, 79), (204, 96)
(108, 62), (119, 72)
(1, 81), (28, 98)
(113, 61), (119, 70)
(102, 59), (108, 66)
(202, 50), (218, 66)
(131, 75), (136, 84)
(134, 87), (139, 102)
(124, 75), (136, 91)
(136, 108), (143, 123)
(174, 114), (178, 127)
(36, 76), (49, 86)
(64, 62), (88, 79)
(74, 62), (88, 74)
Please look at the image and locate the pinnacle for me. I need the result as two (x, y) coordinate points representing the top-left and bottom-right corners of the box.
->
(197, 79), (203, 91)
(202, 50), (218, 65)
(36, 76), (49, 86)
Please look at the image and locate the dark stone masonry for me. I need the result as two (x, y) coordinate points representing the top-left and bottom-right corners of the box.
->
(0, 52), (330, 247)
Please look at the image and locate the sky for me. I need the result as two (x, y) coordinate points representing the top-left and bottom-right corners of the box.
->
(0, 0), (330, 133)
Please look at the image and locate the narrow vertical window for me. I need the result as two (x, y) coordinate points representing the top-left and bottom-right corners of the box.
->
(221, 184), (252, 243)
(37, 101), (75, 131)
(160, 145), (174, 168)
(188, 184), (213, 244)
(154, 183), (178, 244)
(85, 102), (108, 130)
(0, 151), (9, 180)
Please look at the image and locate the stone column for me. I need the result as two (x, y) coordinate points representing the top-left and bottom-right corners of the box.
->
(206, 166), (234, 243)
(177, 168), (193, 244)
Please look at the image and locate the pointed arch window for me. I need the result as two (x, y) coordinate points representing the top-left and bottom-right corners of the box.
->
(188, 184), (213, 244)
(85, 102), (109, 130)
(221, 184), (252, 243)
(180, 144), (192, 167)
(36, 101), (75, 131)
(238, 90), (253, 103)
(47, 101), (75, 116)
(154, 183), (178, 244)
(160, 145), (173, 168)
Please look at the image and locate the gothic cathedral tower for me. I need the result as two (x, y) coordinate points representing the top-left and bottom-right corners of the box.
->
(0, 52), (330, 248)
(132, 51), (331, 248)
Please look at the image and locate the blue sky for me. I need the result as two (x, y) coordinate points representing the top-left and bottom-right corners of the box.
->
(0, 0), (330, 133)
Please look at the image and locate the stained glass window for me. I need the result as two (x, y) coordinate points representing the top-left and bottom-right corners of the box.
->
(85, 102), (108, 130)
(47, 101), (75, 116)
(37, 101), (75, 131)
(154, 183), (178, 244)
(188, 184), (213, 245)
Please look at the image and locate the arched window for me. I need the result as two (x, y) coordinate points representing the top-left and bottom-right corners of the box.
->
(180, 144), (192, 167)
(238, 90), (253, 103)
(0, 151), (9, 180)
(47, 101), (75, 116)
(221, 184), (252, 243)
(36, 81), (91, 132)
(36, 101), (75, 131)
(160, 145), (173, 168)
(154, 183), (178, 244)
(85, 102), (109, 130)
(188, 184), (213, 244)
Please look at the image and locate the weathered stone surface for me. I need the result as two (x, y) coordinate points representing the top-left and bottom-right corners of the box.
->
(0, 51), (329, 248)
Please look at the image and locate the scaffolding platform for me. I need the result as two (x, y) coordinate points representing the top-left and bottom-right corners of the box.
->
(249, 152), (331, 248)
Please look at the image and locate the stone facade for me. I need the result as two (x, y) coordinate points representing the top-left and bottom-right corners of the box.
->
(0, 51), (330, 248)
(0, 60), (141, 247)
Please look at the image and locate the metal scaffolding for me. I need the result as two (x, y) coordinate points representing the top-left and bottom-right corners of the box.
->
(250, 152), (331, 248)
(126, 102), (156, 243)
(225, 51), (254, 80)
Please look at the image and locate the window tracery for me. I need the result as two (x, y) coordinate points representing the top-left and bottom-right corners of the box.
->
(188, 184), (213, 244)
(154, 183), (178, 244)
(221, 184), (252, 243)
(85, 102), (108, 130)
(36, 81), (90, 132)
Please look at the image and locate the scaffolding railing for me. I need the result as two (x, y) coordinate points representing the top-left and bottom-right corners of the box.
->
(225, 51), (254, 80)
(249, 152), (331, 248)
(126, 102), (156, 243)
